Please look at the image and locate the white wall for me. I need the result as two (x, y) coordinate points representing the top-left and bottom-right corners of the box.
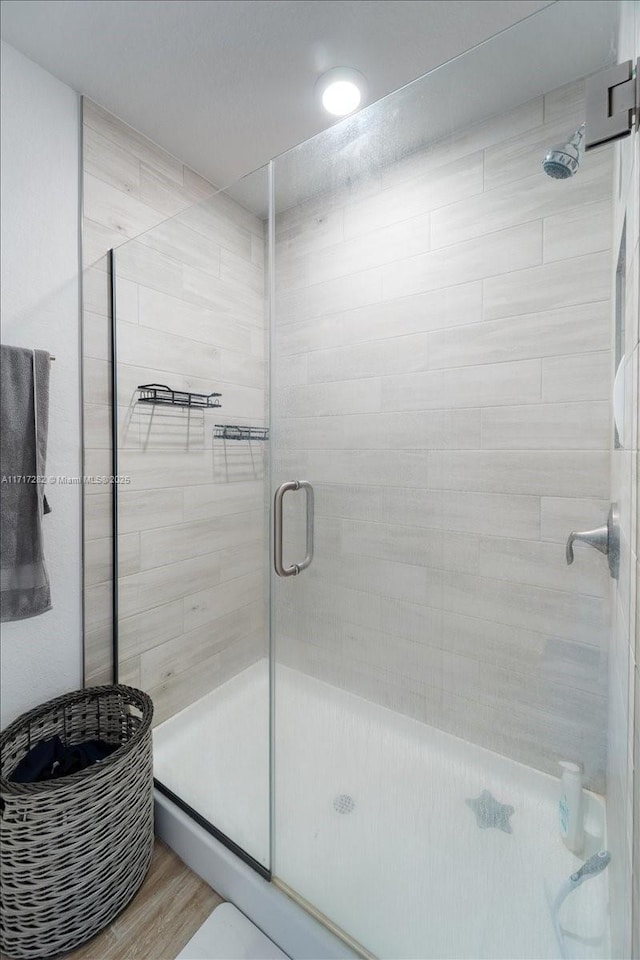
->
(0, 42), (82, 726)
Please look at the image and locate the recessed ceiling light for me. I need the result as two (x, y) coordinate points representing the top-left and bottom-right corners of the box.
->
(316, 67), (367, 117)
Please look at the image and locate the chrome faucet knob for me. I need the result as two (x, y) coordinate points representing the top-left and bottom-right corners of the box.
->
(565, 525), (609, 564)
(565, 504), (619, 579)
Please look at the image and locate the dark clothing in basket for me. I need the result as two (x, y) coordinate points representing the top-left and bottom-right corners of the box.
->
(10, 735), (117, 783)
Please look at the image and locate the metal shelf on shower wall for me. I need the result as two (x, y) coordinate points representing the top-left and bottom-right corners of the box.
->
(137, 383), (222, 409)
(214, 424), (269, 442)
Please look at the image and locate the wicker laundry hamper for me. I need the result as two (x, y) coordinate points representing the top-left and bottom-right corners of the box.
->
(0, 685), (154, 960)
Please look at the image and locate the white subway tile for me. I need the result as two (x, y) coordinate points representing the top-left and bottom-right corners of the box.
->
(183, 263), (264, 321)
(183, 481), (264, 523)
(220, 350), (265, 389)
(83, 264), (110, 316)
(279, 378), (381, 417)
(431, 154), (609, 250)
(428, 301), (610, 369)
(221, 248), (265, 297)
(308, 334), (430, 382)
(480, 401), (610, 450)
(277, 198), (344, 255)
(138, 163), (195, 218)
(540, 496), (611, 543)
(119, 487), (183, 532)
(478, 534), (609, 598)
(141, 602), (263, 690)
(85, 580), (112, 631)
(84, 537), (111, 586)
(138, 219), (221, 275)
(542, 351), (611, 402)
(382, 97), (543, 191)
(543, 79), (584, 125)
(83, 219), (125, 267)
(341, 409), (481, 450)
(119, 449), (216, 490)
(84, 174), (165, 243)
(345, 151), (483, 238)
(178, 199), (255, 260)
(277, 267), (383, 324)
(339, 621), (444, 689)
(84, 492), (111, 541)
(83, 357), (110, 406)
(182, 166), (216, 201)
(118, 550), (222, 618)
(117, 320), (221, 380)
(383, 222), (542, 300)
(483, 251), (610, 320)
(139, 510), (263, 570)
(543, 199), (612, 263)
(137, 285), (252, 353)
(483, 115), (598, 191)
(84, 622), (113, 681)
(84, 99), (183, 184)
(383, 359), (541, 411)
(148, 632), (263, 724)
(280, 212), (431, 291)
(429, 451), (610, 498)
(84, 123), (140, 195)
(379, 488), (541, 540)
(276, 416), (345, 450)
(277, 282), (482, 356)
(306, 449), (430, 488)
(183, 572), (264, 633)
(116, 239), (183, 299)
(342, 519), (478, 573)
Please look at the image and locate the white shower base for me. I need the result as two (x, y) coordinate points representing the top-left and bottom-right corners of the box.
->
(154, 660), (610, 960)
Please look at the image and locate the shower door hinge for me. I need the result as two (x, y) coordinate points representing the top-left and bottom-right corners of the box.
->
(585, 59), (639, 150)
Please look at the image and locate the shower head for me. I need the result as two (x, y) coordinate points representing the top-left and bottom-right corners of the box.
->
(569, 850), (611, 886)
(542, 124), (585, 179)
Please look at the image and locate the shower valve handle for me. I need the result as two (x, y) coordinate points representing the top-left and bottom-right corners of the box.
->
(565, 503), (619, 579)
(565, 526), (609, 563)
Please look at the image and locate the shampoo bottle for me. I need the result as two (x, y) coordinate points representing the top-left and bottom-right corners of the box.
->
(559, 760), (584, 854)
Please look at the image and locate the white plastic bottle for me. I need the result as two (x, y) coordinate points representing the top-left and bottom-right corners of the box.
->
(559, 760), (584, 854)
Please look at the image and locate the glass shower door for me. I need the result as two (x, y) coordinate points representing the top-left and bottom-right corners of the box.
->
(269, 3), (626, 957)
(111, 166), (272, 871)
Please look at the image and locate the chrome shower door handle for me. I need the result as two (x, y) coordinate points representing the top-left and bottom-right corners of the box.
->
(273, 480), (314, 577)
(296, 481), (314, 572)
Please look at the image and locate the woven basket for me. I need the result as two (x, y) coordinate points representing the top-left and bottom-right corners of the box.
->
(0, 685), (154, 959)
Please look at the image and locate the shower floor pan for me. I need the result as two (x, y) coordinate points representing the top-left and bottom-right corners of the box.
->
(154, 660), (609, 960)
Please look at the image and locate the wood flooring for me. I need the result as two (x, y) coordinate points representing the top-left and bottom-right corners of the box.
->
(64, 839), (223, 960)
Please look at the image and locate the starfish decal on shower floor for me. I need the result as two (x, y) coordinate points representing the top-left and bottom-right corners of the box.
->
(466, 789), (514, 833)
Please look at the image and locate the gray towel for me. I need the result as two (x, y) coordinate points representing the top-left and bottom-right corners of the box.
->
(0, 345), (52, 621)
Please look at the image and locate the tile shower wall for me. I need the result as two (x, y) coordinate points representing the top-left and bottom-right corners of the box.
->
(82, 100), (267, 723)
(274, 80), (614, 791)
(607, 3), (639, 956)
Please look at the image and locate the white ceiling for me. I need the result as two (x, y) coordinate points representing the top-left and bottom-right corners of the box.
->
(1, 0), (558, 188)
(260, 0), (619, 216)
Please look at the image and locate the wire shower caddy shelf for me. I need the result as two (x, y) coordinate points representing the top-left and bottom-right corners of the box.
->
(136, 383), (222, 409)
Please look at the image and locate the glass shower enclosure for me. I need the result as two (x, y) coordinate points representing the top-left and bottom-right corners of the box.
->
(106, 2), (636, 956)
(111, 163), (271, 872)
